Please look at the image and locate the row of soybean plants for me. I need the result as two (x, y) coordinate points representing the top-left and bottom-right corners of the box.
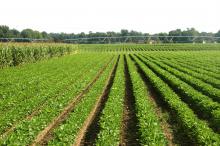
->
(136, 55), (220, 132)
(131, 54), (220, 145)
(0, 54), (113, 145)
(173, 59), (220, 79)
(142, 55), (220, 100)
(0, 43), (78, 67)
(48, 53), (219, 145)
(48, 55), (169, 145)
(158, 51), (220, 74)
(147, 55), (220, 87)
(94, 55), (165, 145)
(160, 51), (220, 69)
(94, 55), (124, 145)
(22, 55), (124, 145)
(139, 51), (220, 79)
(147, 51), (220, 82)
(126, 55), (168, 145)
(47, 56), (118, 145)
(0, 54), (108, 134)
(49, 56), (128, 145)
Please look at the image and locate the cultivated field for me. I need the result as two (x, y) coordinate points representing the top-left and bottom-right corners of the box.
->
(0, 43), (220, 145)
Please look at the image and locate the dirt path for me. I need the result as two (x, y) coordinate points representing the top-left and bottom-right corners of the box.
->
(30, 57), (114, 146)
(73, 56), (120, 146)
(119, 55), (140, 146)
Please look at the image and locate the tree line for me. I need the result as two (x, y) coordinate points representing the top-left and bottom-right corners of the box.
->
(0, 25), (220, 43)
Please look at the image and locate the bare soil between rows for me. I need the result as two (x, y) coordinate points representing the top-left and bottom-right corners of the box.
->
(119, 55), (140, 146)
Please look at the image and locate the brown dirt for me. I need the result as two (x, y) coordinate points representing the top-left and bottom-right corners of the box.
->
(119, 55), (140, 146)
(30, 57), (114, 146)
(73, 56), (120, 146)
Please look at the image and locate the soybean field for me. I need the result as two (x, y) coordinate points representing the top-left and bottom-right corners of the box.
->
(0, 43), (220, 146)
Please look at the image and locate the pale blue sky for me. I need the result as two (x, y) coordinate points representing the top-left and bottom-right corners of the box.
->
(1, 0), (219, 33)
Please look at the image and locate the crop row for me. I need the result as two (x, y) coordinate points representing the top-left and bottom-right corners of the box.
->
(173, 59), (220, 79)
(0, 54), (101, 115)
(95, 56), (125, 145)
(48, 55), (171, 145)
(0, 55), (112, 145)
(0, 49), (219, 145)
(130, 54), (220, 145)
(156, 52), (220, 75)
(47, 56), (116, 145)
(49, 55), (169, 145)
(0, 55), (109, 134)
(172, 53), (220, 67)
(171, 57), (220, 75)
(135, 55), (220, 131)
(126, 55), (168, 145)
(142, 55), (220, 101)
(147, 55), (220, 88)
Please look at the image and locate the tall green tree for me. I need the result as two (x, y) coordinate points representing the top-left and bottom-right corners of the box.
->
(168, 29), (182, 43)
(21, 29), (35, 38)
(0, 25), (10, 38)
(10, 29), (20, 38)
